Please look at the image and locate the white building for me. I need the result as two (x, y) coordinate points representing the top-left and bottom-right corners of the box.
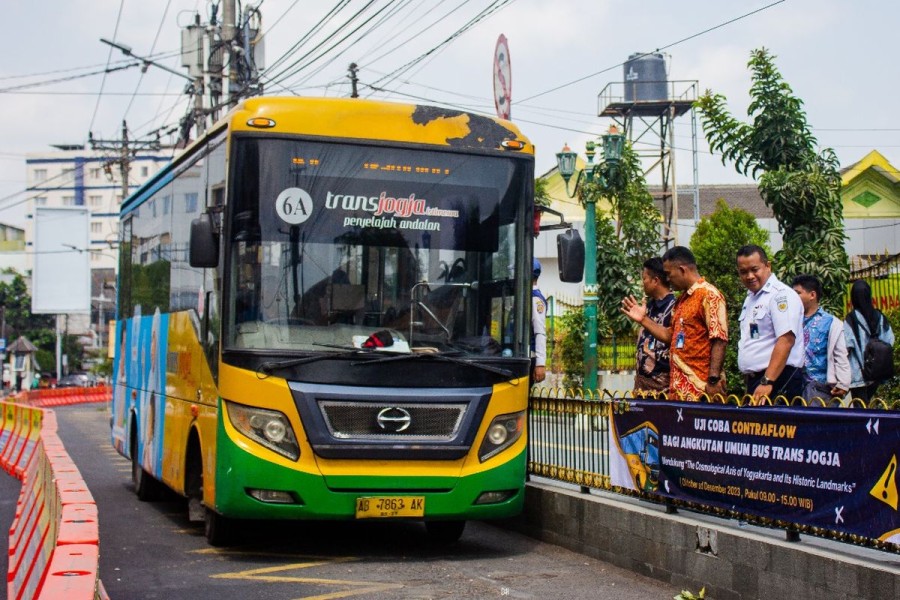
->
(24, 145), (170, 343)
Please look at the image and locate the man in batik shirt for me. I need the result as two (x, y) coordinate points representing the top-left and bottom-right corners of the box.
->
(622, 246), (728, 401)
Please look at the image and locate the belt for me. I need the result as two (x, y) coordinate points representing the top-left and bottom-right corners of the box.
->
(744, 367), (805, 391)
(744, 365), (802, 379)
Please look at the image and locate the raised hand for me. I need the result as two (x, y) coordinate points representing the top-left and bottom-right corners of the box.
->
(620, 295), (647, 324)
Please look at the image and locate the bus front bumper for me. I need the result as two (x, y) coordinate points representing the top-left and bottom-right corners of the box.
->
(213, 421), (526, 521)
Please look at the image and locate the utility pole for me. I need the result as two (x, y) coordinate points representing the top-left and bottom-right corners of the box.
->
(349, 63), (359, 98)
(223, 0), (237, 108)
(101, 3), (264, 147)
(89, 120), (161, 198)
(347, 63), (359, 98)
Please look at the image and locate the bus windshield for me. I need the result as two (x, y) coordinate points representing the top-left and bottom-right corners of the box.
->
(226, 136), (531, 357)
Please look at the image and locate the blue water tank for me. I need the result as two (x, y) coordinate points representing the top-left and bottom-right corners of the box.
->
(623, 53), (668, 102)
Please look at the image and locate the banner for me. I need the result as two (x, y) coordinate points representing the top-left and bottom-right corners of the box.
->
(610, 400), (900, 543)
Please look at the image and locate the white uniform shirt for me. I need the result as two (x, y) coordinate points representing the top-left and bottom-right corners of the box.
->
(737, 274), (805, 373)
(531, 286), (547, 367)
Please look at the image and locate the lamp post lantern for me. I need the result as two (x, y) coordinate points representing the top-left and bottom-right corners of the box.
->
(555, 126), (625, 392)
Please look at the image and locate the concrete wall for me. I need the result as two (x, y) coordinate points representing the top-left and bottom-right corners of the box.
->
(505, 482), (900, 600)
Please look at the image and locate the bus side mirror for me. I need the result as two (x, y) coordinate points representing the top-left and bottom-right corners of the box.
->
(557, 229), (584, 283)
(189, 213), (219, 268)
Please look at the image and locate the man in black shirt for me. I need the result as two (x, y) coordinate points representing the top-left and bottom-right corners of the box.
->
(633, 257), (675, 393)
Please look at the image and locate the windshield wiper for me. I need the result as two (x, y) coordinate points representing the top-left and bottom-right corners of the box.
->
(258, 346), (373, 375)
(350, 352), (515, 379)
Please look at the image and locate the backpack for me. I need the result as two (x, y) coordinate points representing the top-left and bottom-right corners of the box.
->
(850, 313), (894, 382)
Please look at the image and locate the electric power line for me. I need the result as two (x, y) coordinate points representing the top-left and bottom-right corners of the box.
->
(265, 1), (387, 88)
(518, 0), (786, 104)
(0, 63), (141, 94)
(262, 0), (356, 82)
(88, 0), (127, 136)
(121, 0), (174, 122)
(280, 0), (423, 91)
(370, 0), (515, 91)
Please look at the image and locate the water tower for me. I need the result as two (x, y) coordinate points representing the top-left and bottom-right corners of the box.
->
(598, 53), (699, 246)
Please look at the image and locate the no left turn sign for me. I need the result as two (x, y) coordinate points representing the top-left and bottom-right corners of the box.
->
(493, 34), (511, 120)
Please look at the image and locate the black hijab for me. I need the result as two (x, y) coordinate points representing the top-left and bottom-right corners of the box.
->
(850, 279), (880, 333)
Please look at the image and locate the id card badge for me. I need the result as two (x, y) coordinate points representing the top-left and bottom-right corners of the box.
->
(750, 322), (759, 339)
(675, 330), (685, 349)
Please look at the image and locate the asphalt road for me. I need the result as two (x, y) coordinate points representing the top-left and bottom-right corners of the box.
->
(3, 403), (680, 599)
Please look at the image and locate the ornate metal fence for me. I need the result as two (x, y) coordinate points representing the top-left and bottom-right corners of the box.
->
(527, 388), (900, 552)
(528, 388), (613, 491)
(846, 252), (900, 313)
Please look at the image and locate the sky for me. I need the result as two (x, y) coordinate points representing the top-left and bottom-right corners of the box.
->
(1, 0), (897, 229)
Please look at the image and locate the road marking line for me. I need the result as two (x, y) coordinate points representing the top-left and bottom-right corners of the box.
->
(210, 561), (403, 599)
(192, 549), (355, 561)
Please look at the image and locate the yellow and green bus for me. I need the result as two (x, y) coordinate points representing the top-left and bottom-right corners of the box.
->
(111, 96), (578, 544)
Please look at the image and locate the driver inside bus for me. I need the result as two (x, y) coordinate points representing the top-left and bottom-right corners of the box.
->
(295, 262), (363, 325)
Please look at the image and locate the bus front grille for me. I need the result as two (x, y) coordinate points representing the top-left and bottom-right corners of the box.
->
(318, 401), (466, 441)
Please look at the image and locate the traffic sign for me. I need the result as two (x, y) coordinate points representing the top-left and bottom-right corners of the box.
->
(493, 34), (512, 120)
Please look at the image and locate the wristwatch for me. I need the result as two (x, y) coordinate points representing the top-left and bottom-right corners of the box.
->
(759, 375), (774, 386)
(707, 375), (721, 384)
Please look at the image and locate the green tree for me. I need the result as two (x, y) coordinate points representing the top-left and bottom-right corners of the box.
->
(696, 48), (848, 315)
(874, 305), (900, 405)
(554, 307), (585, 389)
(0, 273), (82, 376)
(534, 176), (551, 208)
(0, 274), (54, 341)
(581, 142), (662, 337)
(690, 200), (771, 395)
(553, 142), (662, 384)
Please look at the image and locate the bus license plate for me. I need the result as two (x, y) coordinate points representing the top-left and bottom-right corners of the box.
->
(355, 496), (425, 519)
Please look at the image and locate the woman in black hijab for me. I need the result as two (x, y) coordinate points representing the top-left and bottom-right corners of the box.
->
(844, 280), (895, 400)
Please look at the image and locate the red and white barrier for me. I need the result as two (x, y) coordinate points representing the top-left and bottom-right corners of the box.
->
(1, 400), (105, 599)
(18, 385), (112, 408)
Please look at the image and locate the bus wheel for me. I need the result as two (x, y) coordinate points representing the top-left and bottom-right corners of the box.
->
(131, 454), (162, 501)
(425, 520), (466, 543)
(131, 431), (162, 501)
(204, 508), (235, 546)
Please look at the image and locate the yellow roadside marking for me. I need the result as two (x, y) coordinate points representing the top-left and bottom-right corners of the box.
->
(209, 560), (403, 599)
(191, 549), (355, 560)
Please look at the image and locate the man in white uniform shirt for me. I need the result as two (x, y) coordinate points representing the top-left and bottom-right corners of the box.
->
(736, 245), (805, 405)
(531, 258), (547, 383)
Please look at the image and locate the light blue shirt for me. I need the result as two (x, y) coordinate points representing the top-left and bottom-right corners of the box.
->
(803, 308), (833, 384)
(737, 274), (805, 373)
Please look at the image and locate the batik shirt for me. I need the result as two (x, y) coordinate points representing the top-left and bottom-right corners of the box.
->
(803, 308), (833, 385)
(669, 278), (728, 401)
(636, 293), (675, 377)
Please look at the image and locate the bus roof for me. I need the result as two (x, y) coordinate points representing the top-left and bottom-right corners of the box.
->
(121, 96), (533, 214)
(228, 96), (534, 154)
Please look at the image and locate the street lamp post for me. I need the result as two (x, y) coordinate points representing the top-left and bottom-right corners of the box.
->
(556, 127), (625, 392)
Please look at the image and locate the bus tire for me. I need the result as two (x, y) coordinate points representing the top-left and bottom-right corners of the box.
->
(132, 453), (164, 501)
(131, 425), (162, 501)
(204, 508), (235, 546)
(185, 430), (204, 522)
(425, 520), (466, 543)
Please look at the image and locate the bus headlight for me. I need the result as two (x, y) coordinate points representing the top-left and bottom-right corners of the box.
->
(226, 401), (300, 461)
(478, 411), (525, 462)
